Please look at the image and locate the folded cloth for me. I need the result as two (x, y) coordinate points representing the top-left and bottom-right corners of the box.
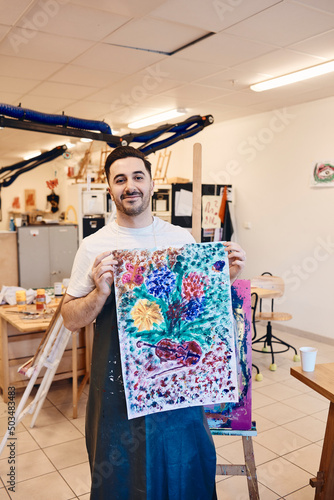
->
(0, 286), (39, 306)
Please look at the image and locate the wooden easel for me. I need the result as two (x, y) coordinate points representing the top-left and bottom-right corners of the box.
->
(153, 148), (171, 183)
(0, 300), (76, 456)
(215, 425), (259, 499)
(192, 143), (259, 499)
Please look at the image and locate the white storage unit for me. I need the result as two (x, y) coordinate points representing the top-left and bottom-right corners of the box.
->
(17, 224), (78, 288)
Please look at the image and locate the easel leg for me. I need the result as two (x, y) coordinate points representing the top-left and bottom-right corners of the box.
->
(242, 436), (260, 500)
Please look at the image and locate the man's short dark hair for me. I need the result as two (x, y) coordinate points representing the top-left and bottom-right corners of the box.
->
(105, 146), (152, 181)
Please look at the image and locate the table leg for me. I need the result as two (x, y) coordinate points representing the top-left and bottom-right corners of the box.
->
(313, 401), (334, 499)
(0, 318), (9, 403)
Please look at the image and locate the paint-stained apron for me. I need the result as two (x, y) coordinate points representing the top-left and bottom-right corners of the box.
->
(86, 287), (218, 500)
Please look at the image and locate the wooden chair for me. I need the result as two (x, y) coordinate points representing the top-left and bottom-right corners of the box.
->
(251, 273), (299, 371)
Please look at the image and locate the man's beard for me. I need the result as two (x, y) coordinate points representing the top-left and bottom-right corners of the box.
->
(114, 190), (151, 216)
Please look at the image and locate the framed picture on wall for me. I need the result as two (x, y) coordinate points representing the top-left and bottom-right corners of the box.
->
(310, 162), (334, 187)
(24, 189), (36, 211)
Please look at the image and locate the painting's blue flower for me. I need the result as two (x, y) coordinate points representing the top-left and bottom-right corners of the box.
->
(146, 266), (176, 300)
(182, 297), (205, 321)
(213, 260), (225, 272)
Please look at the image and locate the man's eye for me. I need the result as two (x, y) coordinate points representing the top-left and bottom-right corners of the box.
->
(116, 179), (125, 183)
(135, 176), (144, 181)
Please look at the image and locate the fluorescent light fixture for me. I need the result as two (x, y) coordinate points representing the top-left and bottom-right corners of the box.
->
(250, 60), (334, 92)
(23, 150), (41, 160)
(65, 142), (75, 149)
(128, 109), (186, 129)
(80, 138), (93, 143)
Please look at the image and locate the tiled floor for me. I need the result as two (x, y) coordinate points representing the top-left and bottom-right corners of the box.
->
(0, 325), (333, 499)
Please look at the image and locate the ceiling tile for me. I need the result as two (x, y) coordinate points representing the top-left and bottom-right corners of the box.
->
(163, 84), (226, 101)
(290, 29), (334, 59)
(233, 48), (325, 79)
(49, 64), (124, 88)
(0, 29), (95, 62)
(29, 81), (97, 100)
(293, 0), (334, 14)
(104, 17), (207, 53)
(145, 57), (226, 82)
(0, 91), (24, 106)
(0, 75), (39, 93)
(0, 54), (62, 79)
(150, 0), (282, 33)
(61, 101), (110, 120)
(0, 0), (32, 25)
(176, 32), (277, 66)
(225, 2), (334, 47)
(195, 69), (271, 91)
(0, 24), (10, 41)
(18, 95), (77, 114)
(16, 2), (130, 41)
(70, 0), (167, 17)
(73, 43), (164, 74)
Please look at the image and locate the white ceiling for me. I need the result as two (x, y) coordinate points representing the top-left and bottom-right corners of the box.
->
(1, 0), (334, 163)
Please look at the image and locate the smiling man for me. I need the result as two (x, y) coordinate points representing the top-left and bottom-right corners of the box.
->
(61, 146), (246, 500)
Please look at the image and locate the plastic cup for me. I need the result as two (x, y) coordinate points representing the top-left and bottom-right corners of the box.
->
(299, 347), (318, 372)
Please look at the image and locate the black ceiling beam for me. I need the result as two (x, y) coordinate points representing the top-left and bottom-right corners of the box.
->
(0, 115), (119, 144)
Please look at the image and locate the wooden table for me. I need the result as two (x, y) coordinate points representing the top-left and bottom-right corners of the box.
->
(0, 303), (93, 417)
(291, 363), (334, 499)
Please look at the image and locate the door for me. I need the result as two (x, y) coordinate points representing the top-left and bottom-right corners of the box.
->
(49, 225), (78, 285)
(18, 226), (50, 288)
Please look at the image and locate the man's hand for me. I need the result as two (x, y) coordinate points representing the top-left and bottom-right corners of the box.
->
(92, 251), (119, 298)
(223, 242), (246, 284)
(62, 250), (119, 332)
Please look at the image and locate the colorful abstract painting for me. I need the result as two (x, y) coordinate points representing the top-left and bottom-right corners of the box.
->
(311, 162), (334, 187)
(113, 241), (238, 420)
(204, 280), (252, 431)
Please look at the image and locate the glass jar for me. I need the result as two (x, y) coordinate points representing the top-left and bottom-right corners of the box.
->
(36, 289), (46, 311)
(16, 290), (27, 312)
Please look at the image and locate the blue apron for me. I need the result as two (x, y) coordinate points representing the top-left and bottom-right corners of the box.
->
(86, 287), (217, 500)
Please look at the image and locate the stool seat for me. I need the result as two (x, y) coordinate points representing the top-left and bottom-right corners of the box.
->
(256, 311), (292, 322)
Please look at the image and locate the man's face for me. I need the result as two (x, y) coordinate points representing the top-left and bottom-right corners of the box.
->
(108, 157), (154, 217)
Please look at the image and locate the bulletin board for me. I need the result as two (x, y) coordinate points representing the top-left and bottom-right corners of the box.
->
(171, 183), (232, 242)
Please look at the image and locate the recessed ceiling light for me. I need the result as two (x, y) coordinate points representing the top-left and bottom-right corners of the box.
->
(80, 138), (93, 143)
(250, 60), (334, 92)
(128, 109), (186, 129)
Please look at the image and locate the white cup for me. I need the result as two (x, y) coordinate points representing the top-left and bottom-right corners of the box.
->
(300, 347), (318, 372)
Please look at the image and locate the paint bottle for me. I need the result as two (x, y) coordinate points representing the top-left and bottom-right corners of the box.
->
(9, 216), (15, 231)
(15, 290), (27, 312)
(36, 289), (46, 311)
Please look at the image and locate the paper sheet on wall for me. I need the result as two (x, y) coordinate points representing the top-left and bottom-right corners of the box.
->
(113, 241), (238, 420)
(175, 189), (193, 216)
(202, 195), (221, 229)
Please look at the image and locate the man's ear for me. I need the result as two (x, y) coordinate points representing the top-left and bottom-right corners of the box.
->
(151, 180), (155, 196)
(108, 187), (114, 201)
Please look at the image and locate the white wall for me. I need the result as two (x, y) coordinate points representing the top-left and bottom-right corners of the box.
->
(0, 155), (68, 230)
(166, 97), (334, 339)
(1, 97), (333, 339)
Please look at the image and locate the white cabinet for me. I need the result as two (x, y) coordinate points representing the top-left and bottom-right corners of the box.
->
(17, 225), (78, 288)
